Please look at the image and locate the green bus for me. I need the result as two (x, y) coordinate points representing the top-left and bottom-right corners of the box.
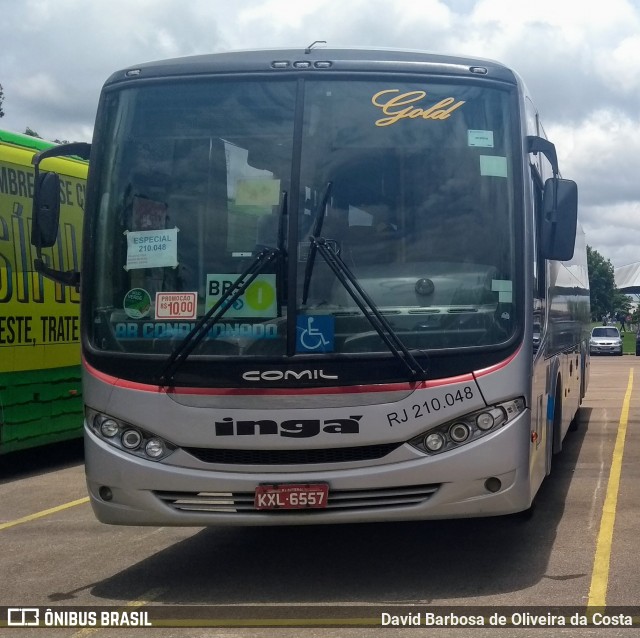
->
(0, 129), (87, 454)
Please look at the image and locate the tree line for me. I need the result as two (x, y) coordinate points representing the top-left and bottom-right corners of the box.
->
(587, 246), (631, 324)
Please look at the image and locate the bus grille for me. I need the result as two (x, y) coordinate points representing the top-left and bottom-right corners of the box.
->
(154, 484), (440, 514)
(182, 442), (402, 465)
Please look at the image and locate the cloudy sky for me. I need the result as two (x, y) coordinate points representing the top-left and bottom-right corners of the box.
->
(2, 0), (640, 268)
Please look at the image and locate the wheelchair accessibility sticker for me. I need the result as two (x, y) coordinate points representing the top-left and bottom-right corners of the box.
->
(296, 315), (335, 353)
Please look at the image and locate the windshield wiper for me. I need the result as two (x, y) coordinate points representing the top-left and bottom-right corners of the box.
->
(159, 248), (280, 386)
(302, 181), (332, 304)
(309, 235), (427, 380)
(159, 192), (288, 386)
(276, 190), (288, 310)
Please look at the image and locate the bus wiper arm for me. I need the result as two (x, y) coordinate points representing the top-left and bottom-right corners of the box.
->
(310, 236), (427, 380)
(160, 191), (288, 386)
(275, 191), (288, 310)
(302, 181), (332, 304)
(159, 247), (280, 387)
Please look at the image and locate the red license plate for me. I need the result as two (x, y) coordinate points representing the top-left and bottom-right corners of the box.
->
(254, 483), (329, 510)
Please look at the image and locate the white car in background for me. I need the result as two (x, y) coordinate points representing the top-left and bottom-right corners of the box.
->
(589, 326), (623, 356)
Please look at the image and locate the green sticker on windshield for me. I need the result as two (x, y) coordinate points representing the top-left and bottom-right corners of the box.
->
(468, 130), (494, 148)
(480, 155), (508, 178)
(205, 274), (277, 318)
(235, 179), (281, 208)
(123, 288), (151, 319)
(492, 279), (512, 303)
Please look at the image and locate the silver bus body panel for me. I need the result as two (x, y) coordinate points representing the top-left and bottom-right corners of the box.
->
(84, 351), (536, 525)
(83, 370), (486, 450)
(85, 415), (529, 525)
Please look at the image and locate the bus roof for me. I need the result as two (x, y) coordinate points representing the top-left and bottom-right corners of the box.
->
(104, 47), (519, 87)
(0, 129), (56, 153)
(0, 129), (88, 179)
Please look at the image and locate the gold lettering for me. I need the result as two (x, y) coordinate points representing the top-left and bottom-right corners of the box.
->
(371, 89), (465, 126)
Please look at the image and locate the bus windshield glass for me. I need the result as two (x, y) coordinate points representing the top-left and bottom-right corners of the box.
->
(89, 77), (517, 361)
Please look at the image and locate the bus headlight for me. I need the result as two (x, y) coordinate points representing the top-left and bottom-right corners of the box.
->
(424, 432), (446, 452)
(476, 412), (495, 431)
(100, 418), (119, 438)
(409, 398), (525, 455)
(86, 409), (176, 461)
(121, 429), (142, 450)
(449, 422), (471, 443)
(145, 438), (165, 458)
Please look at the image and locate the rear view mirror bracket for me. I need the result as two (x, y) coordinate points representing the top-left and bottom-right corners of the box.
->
(30, 142), (91, 289)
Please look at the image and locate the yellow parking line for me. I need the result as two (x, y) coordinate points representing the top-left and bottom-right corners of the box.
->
(588, 367), (633, 607)
(0, 496), (90, 531)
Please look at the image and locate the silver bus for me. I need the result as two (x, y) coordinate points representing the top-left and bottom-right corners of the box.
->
(31, 47), (590, 525)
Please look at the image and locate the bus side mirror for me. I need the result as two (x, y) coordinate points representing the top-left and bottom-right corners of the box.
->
(31, 171), (61, 248)
(541, 177), (578, 261)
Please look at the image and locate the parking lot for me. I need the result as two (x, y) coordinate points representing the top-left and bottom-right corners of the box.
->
(0, 356), (639, 637)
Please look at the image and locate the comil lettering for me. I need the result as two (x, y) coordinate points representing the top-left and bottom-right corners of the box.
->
(371, 89), (465, 126)
(242, 369), (338, 382)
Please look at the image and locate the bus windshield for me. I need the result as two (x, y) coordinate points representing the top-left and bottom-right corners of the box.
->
(89, 77), (517, 363)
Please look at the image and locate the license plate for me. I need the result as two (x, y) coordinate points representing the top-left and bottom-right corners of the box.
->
(254, 483), (329, 510)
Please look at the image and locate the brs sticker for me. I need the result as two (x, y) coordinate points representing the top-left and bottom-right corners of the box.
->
(206, 274), (277, 318)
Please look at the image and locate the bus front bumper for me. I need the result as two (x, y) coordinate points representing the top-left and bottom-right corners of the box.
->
(84, 414), (533, 526)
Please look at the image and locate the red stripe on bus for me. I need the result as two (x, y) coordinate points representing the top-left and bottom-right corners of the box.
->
(473, 347), (520, 378)
(83, 358), (484, 396)
(83, 350), (526, 396)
